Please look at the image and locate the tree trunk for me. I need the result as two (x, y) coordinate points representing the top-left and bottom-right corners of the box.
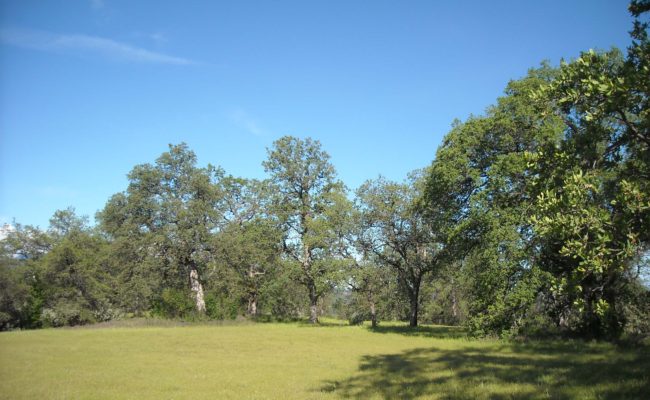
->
(248, 293), (258, 317)
(451, 276), (459, 323)
(408, 281), (420, 327)
(308, 280), (319, 324)
(247, 267), (258, 317)
(189, 267), (206, 313)
(366, 288), (377, 328)
(409, 295), (419, 327)
(451, 292), (458, 321)
(302, 241), (318, 324)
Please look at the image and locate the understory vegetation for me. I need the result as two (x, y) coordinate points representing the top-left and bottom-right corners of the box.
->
(1, 2), (649, 342)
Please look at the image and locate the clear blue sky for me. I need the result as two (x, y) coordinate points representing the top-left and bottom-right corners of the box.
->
(0, 0), (633, 228)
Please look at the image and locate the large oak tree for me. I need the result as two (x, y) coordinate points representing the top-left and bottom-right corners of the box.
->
(263, 136), (352, 323)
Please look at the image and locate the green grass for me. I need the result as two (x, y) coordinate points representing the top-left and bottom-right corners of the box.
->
(1, 320), (648, 399)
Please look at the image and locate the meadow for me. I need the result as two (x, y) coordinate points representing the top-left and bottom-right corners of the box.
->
(0, 320), (648, 399)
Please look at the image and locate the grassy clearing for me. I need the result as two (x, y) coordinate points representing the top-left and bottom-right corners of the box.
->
(0, 320), (648, 399)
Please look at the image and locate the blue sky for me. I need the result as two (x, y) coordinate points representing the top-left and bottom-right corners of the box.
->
(0, 0), (633, 229)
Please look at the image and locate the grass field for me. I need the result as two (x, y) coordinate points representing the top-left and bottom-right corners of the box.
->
(1, 319), (648, 399)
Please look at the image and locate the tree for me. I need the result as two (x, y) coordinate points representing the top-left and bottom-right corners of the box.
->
(356, 172), (441, 327)
(213, 177), (282, 316)
(37, 229), (115, 327)
(2, 223), (53, 262)
(530, 169), (645, 337)
(214, 219), (282, 316)
(0, 208), (118, 329)
(48, 207), (89, 239)
(346, 259), (393, 327)
(263, 136), (352, 323)
(418, 2), (650, 339)
(419, 260), (468, 326)
(0, 208), (102, 329)
(525, 4), (650, 338)
(98, 143), (224, 314)
(0, 244), (39, 330)
(423, 65), (564, 336)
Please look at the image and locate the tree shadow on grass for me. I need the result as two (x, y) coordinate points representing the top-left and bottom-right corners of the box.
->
(294, 320), (350, 328)
(367, 324), (467, 339)
(318, 342), (650, 399)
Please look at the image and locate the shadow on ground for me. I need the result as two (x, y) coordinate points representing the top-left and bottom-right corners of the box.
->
(367, 325), (467, 339)
(294, 320), (350, 328)
(318, 341), (650, 399)
(294, 321), (467, 338)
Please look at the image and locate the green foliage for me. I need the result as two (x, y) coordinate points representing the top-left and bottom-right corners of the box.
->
(524, 5), (650, 338)
(531, 169), (638, 337)
(419, 3), (650, 339)
(263, 136), (354, 323)
(0, 209), (120, 329)
(204, 290), (240, 320)
(97, 143), (225, 314)
(419, 264), (468, 326)
(2, 223), (53, 261)
(38, 230), (116, 327)
(48, 207), (89, 239)
(423, 64), (564, 337)
(345, 258), (402, 326)
(257, 262), (309, 319)
(1, 224), (48, 329)
(356, 172), (442, 327)
(213, 177), (283, 316)
(153, 288), (197, 319)
(107, 236), (160, 316)
(0, 262), (40, 330)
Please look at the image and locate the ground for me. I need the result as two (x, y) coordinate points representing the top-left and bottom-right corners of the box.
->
(0, 319), (648, 399)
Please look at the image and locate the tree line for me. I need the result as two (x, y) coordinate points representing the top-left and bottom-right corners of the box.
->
(1, 1), (649, 340)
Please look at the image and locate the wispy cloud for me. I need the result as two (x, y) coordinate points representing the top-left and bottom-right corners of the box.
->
(35, 186), (79, 200)
(229, 109), (268, 137)
(132, 31), (168, 47)
(0, 28), (195, 65)
(90, 0), (105, 10)
(148, 32), (167, 46)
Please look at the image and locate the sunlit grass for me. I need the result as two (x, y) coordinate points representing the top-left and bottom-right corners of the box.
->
(0, 320), (647, 399)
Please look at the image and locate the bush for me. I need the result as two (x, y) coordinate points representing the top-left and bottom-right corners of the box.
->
(152, 288), (196, 318)
(40, 301), (96, 327)
(205, 291), (239, 320)
(348, 312), (368, 326)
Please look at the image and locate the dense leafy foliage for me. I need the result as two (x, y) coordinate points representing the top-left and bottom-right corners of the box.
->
(262, 137), (355, 323)
(356, 173), (442, 327)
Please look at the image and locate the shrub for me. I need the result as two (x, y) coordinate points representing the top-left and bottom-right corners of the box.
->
(152, 288), (195, 318)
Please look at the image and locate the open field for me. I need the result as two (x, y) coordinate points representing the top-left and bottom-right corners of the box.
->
(1, 320), (648, 399)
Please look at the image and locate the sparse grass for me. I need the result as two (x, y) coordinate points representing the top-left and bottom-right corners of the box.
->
(0, 320), (648, 399)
